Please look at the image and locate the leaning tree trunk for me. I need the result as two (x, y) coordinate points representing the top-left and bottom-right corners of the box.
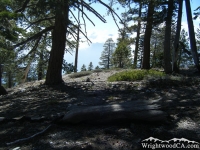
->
(173, 0), (183, 73)
(142, 0), (154, 69)
(133, 2), (142, 68)
(45, 1), (69, 85)
(0, 64), (2, 86)
(163, 0), (174, 74)
(21, 61), (31, 83)
(185, 0), (200, 72)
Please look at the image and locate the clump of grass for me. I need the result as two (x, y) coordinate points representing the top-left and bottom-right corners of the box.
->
(107, 69), (165, 82)
(93, 69), (103, 73)
(69, 71), (92, 78)
(104, 69), (111, 72)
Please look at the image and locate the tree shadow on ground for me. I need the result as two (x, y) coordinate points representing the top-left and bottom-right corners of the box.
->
(0, 73), (200, 149)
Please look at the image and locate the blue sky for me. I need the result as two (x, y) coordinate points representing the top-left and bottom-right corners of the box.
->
(64, 0), (200, 72)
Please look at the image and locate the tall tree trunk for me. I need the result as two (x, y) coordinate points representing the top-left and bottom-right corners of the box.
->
(173, 0), (183, 73)
(74, 7), (81, 73)
(38, 49), (44, 80)
(152, 38), (157, 68)
(45, 1), (69, 85)
(21, 62), (31, 83)
(74, 25), (80, 73)
(142, 0), (154, 69)
(108, 43), (110, 69)
(0, 61), (7, 95)
(133, 2), (142, 68)
(8, 71), (12, 88)
(163, 0), (173, 74)
(185, 0), (200, 72)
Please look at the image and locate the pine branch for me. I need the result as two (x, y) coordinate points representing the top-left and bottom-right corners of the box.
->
(70, 6), (95, 26)
(20, 35), (42, 60)
(69, 23), (92, 43)
(15, 0), (31, 12)
(67, 29), (78, 41)
(69, 9), (80, 25)
(13, 26), (54, 48)
(75, 0), (106, 23)
(81, 1), (88, 45)
(26, 16), (55, 29)
(97, 0), (123, 31)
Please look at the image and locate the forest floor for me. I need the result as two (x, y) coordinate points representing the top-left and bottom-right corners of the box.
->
(0, 68), (200, 150)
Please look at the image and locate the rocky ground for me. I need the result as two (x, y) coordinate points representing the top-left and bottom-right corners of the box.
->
(0, 69), (200, 150)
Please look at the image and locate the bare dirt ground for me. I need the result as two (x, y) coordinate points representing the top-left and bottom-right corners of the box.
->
(0, 69), (200, 150)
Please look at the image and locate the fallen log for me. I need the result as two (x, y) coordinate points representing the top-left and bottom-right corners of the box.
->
(60, 100), (167, 124)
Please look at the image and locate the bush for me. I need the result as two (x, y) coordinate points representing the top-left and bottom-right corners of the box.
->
(107, 69), (165, 82)
(68, 71), (92, 78)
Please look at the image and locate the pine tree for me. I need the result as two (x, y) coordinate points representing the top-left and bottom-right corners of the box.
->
(163, 0), (174, 74)
(88, 62), (93, 71)
(196, 27), (200, 54)
(81, 64), (87, 71)
(99, 38), (115, 69)
(179, 29), (193, 67)
(95, 66), (100, 69)
(0, 0), (22, 88)
(173, 0), (183, 73)
(185, 0), (200, 71)
(150, 27), (165, 68)
(142, 0), (155, 69)
(8, 0), (121, 85)
(112, 39), (132, 68)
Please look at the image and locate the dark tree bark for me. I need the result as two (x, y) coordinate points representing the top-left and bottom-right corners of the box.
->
(163, 0), (174, 74)
(74, 25), (80, 73)
(185, 0), (200, 72)
(0, 64), (2, 86)
(107, 42), (111, 69)
(173, 0), (183, 73)
(152, 38), (157, 68)
(142, 0), (155, 69)
(37, 50), (44, 80)
(7, 71), (12, 88)
(133, 2), (142, 68)
(0, 85), (7, 95)
(45, 1), (69, 85)
(0, 70), (8, 95)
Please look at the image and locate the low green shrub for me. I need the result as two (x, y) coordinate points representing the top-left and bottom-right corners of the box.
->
(107, 69), (165, 82)
(69, 71), (92, 78)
